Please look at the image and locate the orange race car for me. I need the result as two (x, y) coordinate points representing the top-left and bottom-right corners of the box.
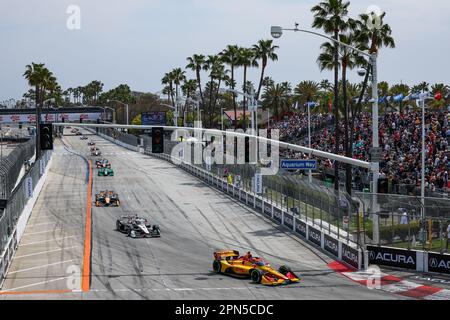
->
(212, 250), (300, 286)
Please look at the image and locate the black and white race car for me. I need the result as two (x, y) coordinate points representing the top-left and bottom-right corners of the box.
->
(116, 215), (161, 238)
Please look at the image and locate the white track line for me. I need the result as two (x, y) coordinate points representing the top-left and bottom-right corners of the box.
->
(27, 222), (59, 227)
(2, 277), (70, 292)
(8, 260), (76, 274)
(21, 230), (62, 236)
(14, 246), (79, 259)
(20, 236), (78, 246)
(88, 287), (249, 293)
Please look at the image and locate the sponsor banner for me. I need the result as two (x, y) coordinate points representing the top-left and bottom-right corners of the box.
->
(342, 243), (359, 269)
(0, 112), (101, 123)
(295, 218), (307, 237)
(142, 111), (166, 125)
(308, 226), (322, 246)
(428, 252), (450, 274)
(247, 195), (255, 206)
(255, 198), (262, 210)
(254, 173), (263, 194)
(284, 213), (294, 229)
(273, 207), (282, 223)
(324, 234), (339, 257)
(263, 201), (272, 217)
(24, 177), (33, 199)
(367, 245), (416, 270)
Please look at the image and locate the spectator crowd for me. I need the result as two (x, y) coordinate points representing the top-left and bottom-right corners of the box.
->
(270, 110), (450, 193)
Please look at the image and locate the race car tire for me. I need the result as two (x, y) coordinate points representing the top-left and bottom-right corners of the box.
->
(116, 220), (121, 231)
(250, 269), (263, 283)
(278, 265), (292, 276)
(213, 260), (221, 273)
(129, 229), (136, 238)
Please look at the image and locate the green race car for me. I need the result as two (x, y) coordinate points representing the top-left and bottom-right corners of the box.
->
(98, 167), (114, 176)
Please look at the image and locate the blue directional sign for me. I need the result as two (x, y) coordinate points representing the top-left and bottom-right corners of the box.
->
(280, 159), (317, 170)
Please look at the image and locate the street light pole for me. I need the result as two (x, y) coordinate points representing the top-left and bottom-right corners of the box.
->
(221, 108), (225, 131)
(307, 101), (312, 183)
(371, 53), (380, 244)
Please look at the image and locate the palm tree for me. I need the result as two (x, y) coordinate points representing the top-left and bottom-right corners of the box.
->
(252, 39), (279, 100)
(161, 72), (175, 107)
(293, 81), (320, 110)
(186, 54), (207, 111)
(320, 79), (333, 91)
(181, 79), (198, 125)
(312, 0), (351, 191)
(171, 68), (186, 105)
(317, 31), (366, 194)
(353, 11), (395, 116)
(262, 83), (290, 122)
(220, 45), (240, 129)
(238, 47), (258, 130)
(205, 55), (222, 127)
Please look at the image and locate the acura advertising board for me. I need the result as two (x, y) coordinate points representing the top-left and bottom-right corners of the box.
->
(273, 208), (282, 223)
(308, 226), (322, 246)
(342, 243), (359, 269)
(324, 234), (339, 257)
(295, 219), (306, 237)
(255, 199), (262, 210)
(283, 213), (294, 229)
(428, 252), (450, 274)
(367, 245), (416, 270)
(263, 202), (272, 217)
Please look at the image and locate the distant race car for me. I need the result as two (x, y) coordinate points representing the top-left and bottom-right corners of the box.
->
(95, 158), (111, 168)
(76, 131), (82, 135)
(95, 190), (120, 207)
(90, 146), (99, 151)
(91, 150), (102, 156)
(80, 136), (88, 140)
(116, 215), (161, 238)
(98, 167), (114, 176)
(71, 128), (77, 133)
(88, 141), (95, 146)
(212, 250), (300, 286)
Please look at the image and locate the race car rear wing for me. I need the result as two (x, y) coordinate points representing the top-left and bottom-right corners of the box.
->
(214, 250), (239, 260)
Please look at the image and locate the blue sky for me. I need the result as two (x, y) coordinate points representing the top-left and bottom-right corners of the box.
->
(0, 0), (449, 102)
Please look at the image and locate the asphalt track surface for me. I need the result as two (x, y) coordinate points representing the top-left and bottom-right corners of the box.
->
(1, 128), (401, 300)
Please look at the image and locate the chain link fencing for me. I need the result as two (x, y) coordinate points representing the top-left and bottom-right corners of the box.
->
(0, 150), (52, 284)
(0, 138), (35, 200)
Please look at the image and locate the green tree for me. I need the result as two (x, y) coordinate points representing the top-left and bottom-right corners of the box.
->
(262, 83), (290, 122)
(312, 0), (351, 190)
(238, 47), (258, 130)
(186, 54), (207, 112)
(252, 39), (279, 100)
(220, 45), (240, 129)
(293, 81), (320, 109)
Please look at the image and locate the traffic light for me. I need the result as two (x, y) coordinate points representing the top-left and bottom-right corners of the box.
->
(152, 127), (164, 153)
(40, 123), (53, 150)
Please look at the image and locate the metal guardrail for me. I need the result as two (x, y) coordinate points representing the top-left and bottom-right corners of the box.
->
(0, 138), (35, 200)
(0, 150), (52, 285)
